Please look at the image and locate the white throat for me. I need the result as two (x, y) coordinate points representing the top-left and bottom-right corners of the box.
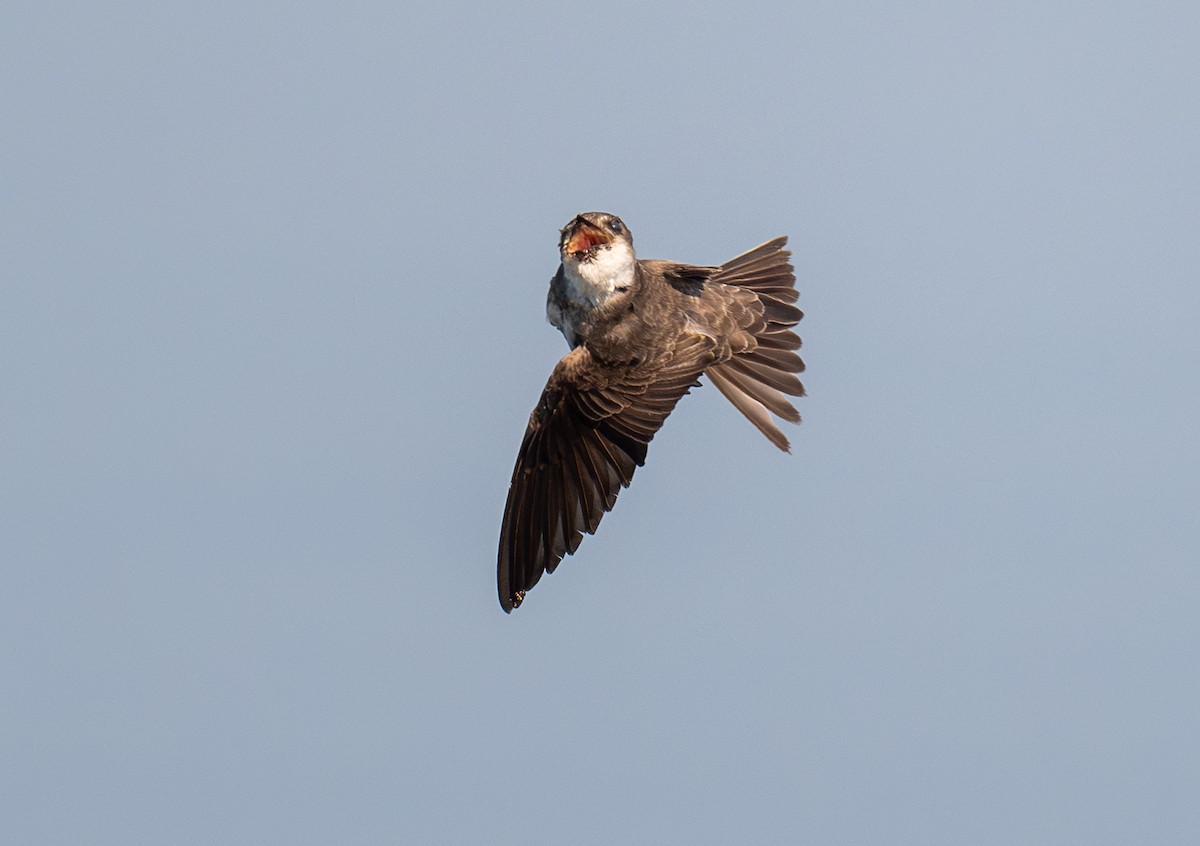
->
(561, 241), (637, 307)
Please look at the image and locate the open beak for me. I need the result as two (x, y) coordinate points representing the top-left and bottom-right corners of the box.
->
(563, 219), (613, 256)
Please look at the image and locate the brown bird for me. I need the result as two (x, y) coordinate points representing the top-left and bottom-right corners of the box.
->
(498, 212), (804, 612)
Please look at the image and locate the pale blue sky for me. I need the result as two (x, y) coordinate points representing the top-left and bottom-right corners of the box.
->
(3, 2), (1199, 843)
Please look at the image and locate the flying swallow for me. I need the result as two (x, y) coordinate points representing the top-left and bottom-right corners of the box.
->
(498, 212), (804, 611)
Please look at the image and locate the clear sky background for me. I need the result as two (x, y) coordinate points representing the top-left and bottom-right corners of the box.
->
(3, 2), (1198, 843)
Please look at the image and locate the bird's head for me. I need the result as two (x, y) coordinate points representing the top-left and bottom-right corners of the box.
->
(559, 212), (634, 264)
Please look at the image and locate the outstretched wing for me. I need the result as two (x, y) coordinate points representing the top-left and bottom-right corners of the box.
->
(498, 334), (715, 612)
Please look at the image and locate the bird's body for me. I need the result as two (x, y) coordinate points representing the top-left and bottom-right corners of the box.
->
(499, 212), (804, 612)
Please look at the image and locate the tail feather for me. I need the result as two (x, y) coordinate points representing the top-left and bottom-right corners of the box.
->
(745, 346), (805, 375)
(706, 236), (805, 450)
(758, 299), (804, 328)
(717, 237), (790, 276)
(747, 285), (800, 304)
(711, 361), (801, 423)
(725, 355), (806, 398)
(756, 328), (803, 352)
(707, 365), (792, 452)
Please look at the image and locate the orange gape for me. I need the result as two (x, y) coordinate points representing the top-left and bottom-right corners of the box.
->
(566, 226), (611, 254)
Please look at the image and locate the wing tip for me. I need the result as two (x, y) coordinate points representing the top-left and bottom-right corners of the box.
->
(499, 588), (524, 614)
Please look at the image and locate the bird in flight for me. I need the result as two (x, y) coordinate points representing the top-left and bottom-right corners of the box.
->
(498, 212), (804, 612)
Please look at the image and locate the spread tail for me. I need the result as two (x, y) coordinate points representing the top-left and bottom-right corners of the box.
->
(706, 237), (805, 451)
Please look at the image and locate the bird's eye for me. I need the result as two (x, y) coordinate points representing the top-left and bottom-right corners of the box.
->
(608, 219), (623, 234)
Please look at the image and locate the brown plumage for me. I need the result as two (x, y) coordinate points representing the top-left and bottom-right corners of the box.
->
(498, 214), (804, 612)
